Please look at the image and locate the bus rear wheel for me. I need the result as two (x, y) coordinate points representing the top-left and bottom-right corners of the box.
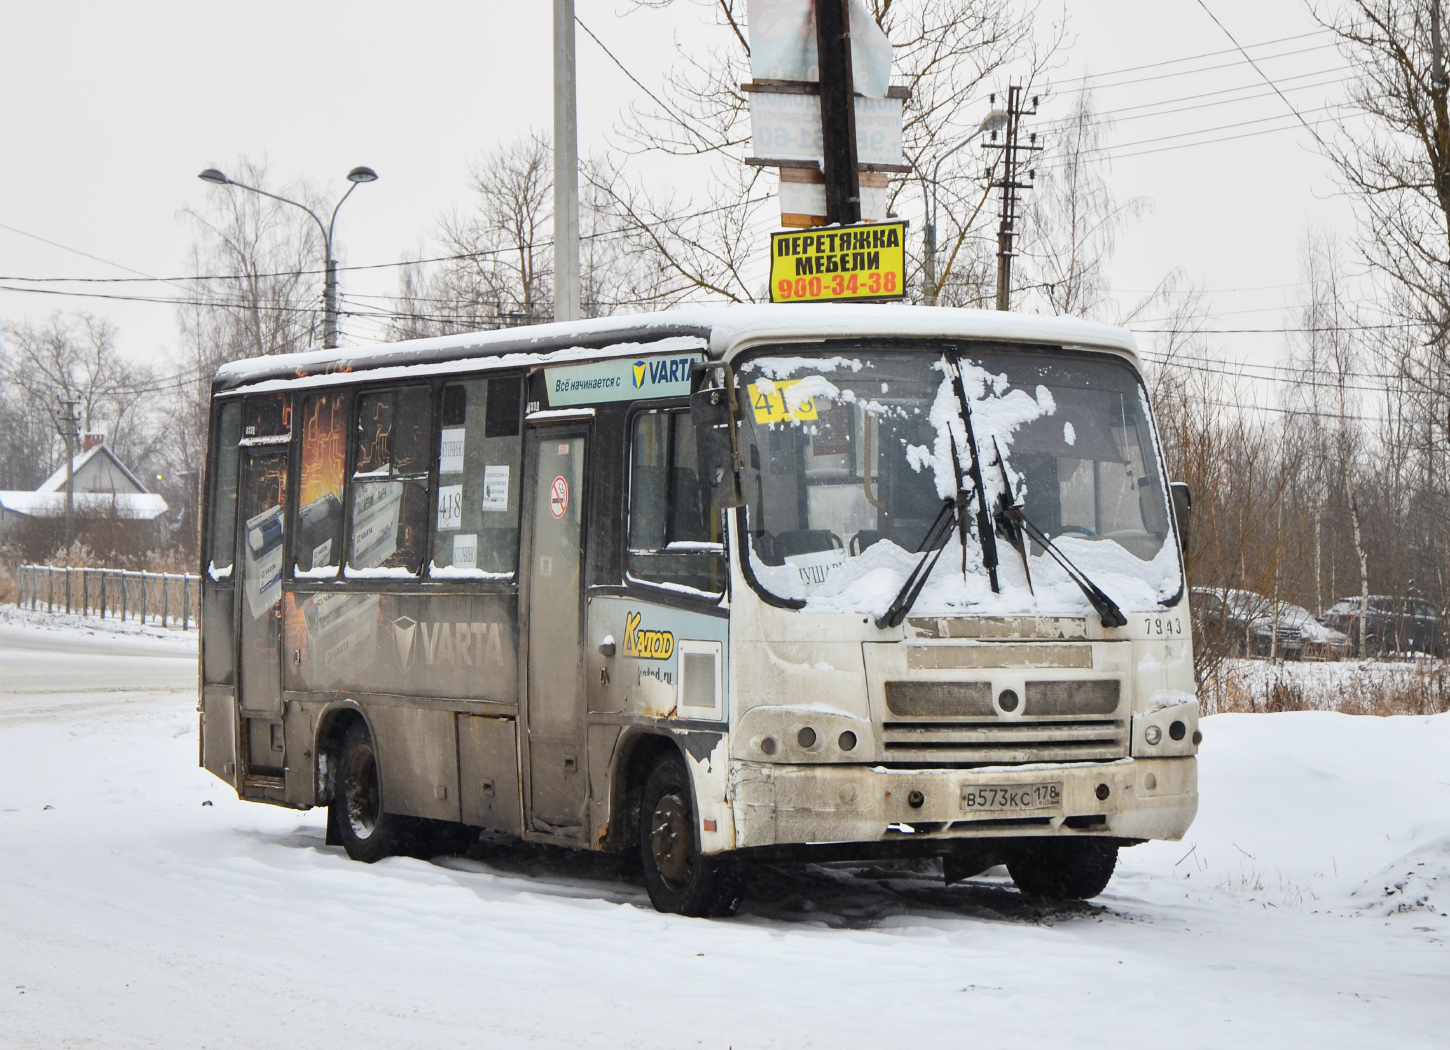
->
(1005, 839), (1118, 901)
(330, 721), (405, 864)
(638, 754), (743, 917)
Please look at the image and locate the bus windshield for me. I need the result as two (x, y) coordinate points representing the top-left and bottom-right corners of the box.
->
(735, 345), (1181, 617)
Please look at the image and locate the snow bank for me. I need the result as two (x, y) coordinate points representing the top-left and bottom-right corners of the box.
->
(0, 604), (199, 652)
(1352, 836), (1450, 918)
(1126, 711), (1450, 913)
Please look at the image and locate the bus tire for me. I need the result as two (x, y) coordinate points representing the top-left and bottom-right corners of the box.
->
(638, 753), (743, 917)
(1005, 839), (1117, 901)
(331, 721), (405, 864)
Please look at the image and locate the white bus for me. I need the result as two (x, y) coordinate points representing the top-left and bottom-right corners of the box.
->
(199, 304), (1199, 916)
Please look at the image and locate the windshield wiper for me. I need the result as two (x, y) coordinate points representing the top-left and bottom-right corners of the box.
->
(875, 498), (956, 629)
(992, 438), (1128, 628)
(947, 352), (1000, 593)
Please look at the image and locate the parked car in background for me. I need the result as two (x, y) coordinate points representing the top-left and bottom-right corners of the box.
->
(1277, 604), (1351, 661)
(1323, 596), (1444, 658)
(1192, 588), (1350, 660)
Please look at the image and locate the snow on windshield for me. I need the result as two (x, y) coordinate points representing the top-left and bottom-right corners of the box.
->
(737, 349), (1181, 619)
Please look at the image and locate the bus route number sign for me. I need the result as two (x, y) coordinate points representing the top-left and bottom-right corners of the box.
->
(769, 220), (907, 304)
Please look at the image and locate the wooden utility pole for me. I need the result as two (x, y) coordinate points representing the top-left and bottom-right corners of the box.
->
(982, 84), (1040, 311)
(814, 0), (861, 225)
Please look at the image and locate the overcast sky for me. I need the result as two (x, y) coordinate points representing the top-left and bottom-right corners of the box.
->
(0, 1), (1353, 394)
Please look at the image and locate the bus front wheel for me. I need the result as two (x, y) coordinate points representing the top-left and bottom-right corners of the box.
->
(330, 721), (405, 864)
(638, 754), (744, 917)
(1005, 839), (1118, 901)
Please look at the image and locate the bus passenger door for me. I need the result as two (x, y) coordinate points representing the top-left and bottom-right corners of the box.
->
(236, 449), (288, 779)
(521, 426), (589, 833)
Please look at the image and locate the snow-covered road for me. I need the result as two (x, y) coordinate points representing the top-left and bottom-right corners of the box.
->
(0, 616), (1445, 1049)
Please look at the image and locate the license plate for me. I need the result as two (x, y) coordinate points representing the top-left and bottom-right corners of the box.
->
(960, 782), (1062, 812)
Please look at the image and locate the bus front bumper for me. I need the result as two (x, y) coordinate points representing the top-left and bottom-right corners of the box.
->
(725, 756), (1197, 850)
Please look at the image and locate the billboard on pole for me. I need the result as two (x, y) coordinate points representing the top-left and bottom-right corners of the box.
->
(745, 0), (892, 98)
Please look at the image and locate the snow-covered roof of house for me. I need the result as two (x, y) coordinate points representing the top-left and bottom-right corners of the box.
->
(0, 490), (168, 520)
(214, 304), (1143, 394)
(36, 444), (150, 495)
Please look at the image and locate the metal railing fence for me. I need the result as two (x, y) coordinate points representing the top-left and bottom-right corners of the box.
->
(17, 564), (200, 630)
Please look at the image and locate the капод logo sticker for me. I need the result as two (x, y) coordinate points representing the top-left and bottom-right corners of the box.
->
(623, 610), (674, 660)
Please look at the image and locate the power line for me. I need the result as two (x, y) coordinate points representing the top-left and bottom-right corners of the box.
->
(1056, 41), (1341, 95)
(0, 195), (774, 288)
(1049, 29), (1333, 86)
(1036, 66), (1351, 132)
(1191, 0), (1334, 153)
(1038, 109), (1344, 168)
(1136, 319), (1422, 333)
(1068, 101), (1344, 157)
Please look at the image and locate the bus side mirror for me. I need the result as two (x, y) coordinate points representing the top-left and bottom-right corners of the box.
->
(1170, 482), (1192, 555)
(691, 386), (744, 509)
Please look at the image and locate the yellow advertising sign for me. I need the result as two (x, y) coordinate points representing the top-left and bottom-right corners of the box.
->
(747, 379), (821, 424)
(769, 221), (907, 303)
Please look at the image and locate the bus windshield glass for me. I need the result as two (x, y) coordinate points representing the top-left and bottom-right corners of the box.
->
(735, 346), (1181, 617)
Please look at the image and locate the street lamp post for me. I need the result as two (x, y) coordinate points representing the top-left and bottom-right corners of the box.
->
(197, 165), (379, 349)
(921, 108), (1007, 306)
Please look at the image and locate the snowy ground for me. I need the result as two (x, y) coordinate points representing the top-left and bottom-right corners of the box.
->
(1, 612), (1447, 1049)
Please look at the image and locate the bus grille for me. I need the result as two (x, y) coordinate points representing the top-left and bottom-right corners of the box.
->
(879, 679), (1128, 762)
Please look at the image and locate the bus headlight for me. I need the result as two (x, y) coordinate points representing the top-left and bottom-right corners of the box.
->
(1144, 724), (1163, 745)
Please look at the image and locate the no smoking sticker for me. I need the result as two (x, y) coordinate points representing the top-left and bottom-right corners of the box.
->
(549, 476), (569, 518)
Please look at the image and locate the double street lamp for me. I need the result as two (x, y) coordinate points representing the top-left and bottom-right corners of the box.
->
(198, 165), (379, 349)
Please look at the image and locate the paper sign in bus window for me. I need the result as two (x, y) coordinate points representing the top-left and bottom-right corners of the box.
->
(351, 481), (403, 569)
(244, 505), (284, 619)
(452, 533), (478, 569)
(748, 378), (821, 424)
(438, 427), (465, 474)
(437, 484), (463, 531)
(482, 465), (510, 512)
(784, 548), (845, 594)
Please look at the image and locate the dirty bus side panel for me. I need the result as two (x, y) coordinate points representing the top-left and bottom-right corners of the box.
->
(520, 426), (591, 835)
(200, 398), (242, 787)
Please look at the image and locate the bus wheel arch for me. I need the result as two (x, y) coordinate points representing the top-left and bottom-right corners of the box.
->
(314, 703), (370, 808)
(635, 747), (744, 917)
(608, 731), (682, 854)
(317, 707), (405, 863)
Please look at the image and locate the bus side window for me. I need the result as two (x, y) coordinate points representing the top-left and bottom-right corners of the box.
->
(347, 387), (432, 574)
(208, 400), (242, 575)
(627, 409), (725, 595)
(430, 375), (523, 576)
(296, 391), (349, 576)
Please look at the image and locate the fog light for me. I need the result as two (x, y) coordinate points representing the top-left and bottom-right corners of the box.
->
(1169, 720), (1186, 741)
(838, 730), (857, 751)
(760, 736), (777, 756)
(907, 790), (925, 809)
(1095, 783), (1111, 801)
(1144, 724), (1163, 745)
(997, 688), (1020, 713)
(797, 726), (817, 748)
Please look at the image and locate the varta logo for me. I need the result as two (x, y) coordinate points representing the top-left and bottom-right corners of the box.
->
(631, 360), (647, 388)
(392, 616), (418, 671)
(624, 610), (675, 660)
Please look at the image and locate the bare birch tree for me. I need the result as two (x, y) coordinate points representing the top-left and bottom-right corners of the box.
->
(1018, 88), (1149, 319)
(0, 312), (161, 484)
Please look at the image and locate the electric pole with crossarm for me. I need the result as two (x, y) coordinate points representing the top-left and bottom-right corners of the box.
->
(981, 84), (1040, 311)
